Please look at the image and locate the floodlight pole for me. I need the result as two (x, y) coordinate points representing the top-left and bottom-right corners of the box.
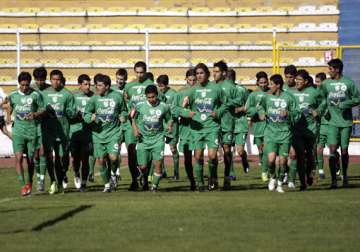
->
(16, 29), (21, 84)
(145, 31), (150, 71)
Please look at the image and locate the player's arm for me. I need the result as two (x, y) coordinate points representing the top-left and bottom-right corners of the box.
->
(26, 93), (46, 120)
(213, 88), (228, 118)
(65, 93), (78, 119)
(164, 104), (174, 132)
(257, 94), (267, 121)
(339, 81), (360, 109)
(131, 107), (141, 137)
(83, 97), (97, 124)
(288, 95), (301, 124)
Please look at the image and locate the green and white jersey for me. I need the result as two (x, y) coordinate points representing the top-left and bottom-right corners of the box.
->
(31, 83), (50, 137)
(233, 83), (249, 133)
(174, 85), (194, 141)
(162, 88), (178, 138)
(124, 80), (152, 110)
(112, 86), (130, 131)
(134, 100), (171, 145)
(245, 89), (268, 137)
(184, 81), (226, 133)
(320, 76), (360, 127)
(42, 86), (76, 141)
(70, 90), (94, 135)
(292, 86), (323, 135)
(84, 89), (126, 144)
(9, 89), (43, 138)
(259, 90), (300, 143)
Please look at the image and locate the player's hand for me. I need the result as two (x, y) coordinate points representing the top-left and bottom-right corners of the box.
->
(133, 127), (141, 137)
(210, 111), (217, 118)
(235, 106), (246, 113)
(119, 115), (126, 123)
(25, 112), (34, 120)
(280, 110), (288, 117)
(259, 114), (266, 121)
(182, 96), (189, 107)
(91, 113), (96, 122)
(167, 124), (173, 133)
(188, 111), (195, 118)
(311, 109), (319, 118)
(129, 108), (136, 118)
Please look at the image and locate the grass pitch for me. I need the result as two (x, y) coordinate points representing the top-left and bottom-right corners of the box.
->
(0, 161), (360, 252)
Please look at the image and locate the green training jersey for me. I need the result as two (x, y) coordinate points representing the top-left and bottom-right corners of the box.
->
(70, 90), (94, 136)
(182, 81), (226, 133)
(259, 90), (300, 143)
(162, 88), (178, 139)
(174, 85), (194, 141)
(84, 89), (126, 144)
(245, 89), (268, 137)
(233, 83), (249, 133)
(292, 86), (323, 135)
(9, 89), (43, 138)
(31, 83), (50, 137)
(112, 86), (130, 131)
(42, 86), (76, 141)
(320, 76), (360, 127)
(134, 100), (171, 145)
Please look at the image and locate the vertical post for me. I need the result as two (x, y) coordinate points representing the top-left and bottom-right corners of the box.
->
(145, 31), (149, 71)
(272, 29), (277, 74)
(339, 46), (343, 60)
(16, 29), (21, 84)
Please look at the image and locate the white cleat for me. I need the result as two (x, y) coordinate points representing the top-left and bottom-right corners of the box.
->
(276, 181), (285, 193)
(283, 173), (288, 184)
(268, 178), (276, 191)
(288, 181), (296, 190)
(74, 177), (81, 189)
(62, 180), (68, 190)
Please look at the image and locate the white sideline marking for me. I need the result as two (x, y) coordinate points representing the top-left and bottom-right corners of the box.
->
(0, 197), (18, 204)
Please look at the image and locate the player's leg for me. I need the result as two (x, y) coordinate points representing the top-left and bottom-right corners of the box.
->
(292, 135), (305, 190)
(169, 140), (180, 180)
(136, 142), (150, 191)
(12, 135), (28, 195)
(304, 134), (316, 187)
(70, 134), (81, 189)
(192, 133), (205, 191)
(43, 136), (58, 194)
(266, 142), (278, 191)
(255, 136), (268, 182)
(205, 131), (220, 190)
(327, 125), (340, 188)
(107, 141), (120, 190)
(316, 133), (326, 179)
(287, 145), (297, 185)
(235, 132), (250, 173)
(125, 128), (140, 191)
(222, 131), (233, 190)
(150, 142), (165, 192)
(183, 142), (195, 190)
(339, 127), (352, 187)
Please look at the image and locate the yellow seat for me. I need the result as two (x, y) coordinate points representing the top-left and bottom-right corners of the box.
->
(192, 40), (209, 45)
(42, 7), (61, 13)
(237, 40), (252, 45)
(235, 7), (251, 13)
(0, 24), (17, 29)
(169, 7), (187, 14)
(257, 40), (272, 45)
(0, 76), (12, 82)
(169, 58), (187, 64)
(23, 7), (40, 14)
(105, 58), (121, 65)
(21, 58), (36, 64)
(86, 24), (105, 30)
(107, 7), (129, 13)
(190, 24), (209, 31)
(87, 7), (105, 13)
(107, 24), (125, 30)
(128, 24), (145, 30)
(125, 40), (143, 45)
(0, 58), (15, 64)
(150, 58), (165, 64)
(169, 24), (187, 31)
(213, 24), (232, 29)
(256, 23), (273, 29)
(212, 7), (234, 13)
(125, 58), (142, 65)
(20, 23), (38, 30)
(64, 24), (84, 30)
(0, 41), (16, 46)
(105, 40), (124, 45)
(41, 24), (61, 30)
(2, 8), (19, 13)
(191, 7), (210, 13)
(256, 7), (273, 13)
(84, 41), (104, 46)
(63, 7), (85, 13)
(235, 24), (251, 29)
(255, 58), (271, 63)
(191, 58), (207, 64)
(64, 41), (81, 46)
(42, 59), (58, 65)
(168, 40), (188, 45)
(62, 58), (80, 64)
(276, 23), (294, 29)
(148, 24), (167, 30)
(277, 6), (294, 12)
(43, 40), (59, 45)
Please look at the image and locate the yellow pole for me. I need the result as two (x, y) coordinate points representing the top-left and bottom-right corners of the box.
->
(272, 29), (277, 74)
(276, 45), (281, 74)
(339, 46), (343, 60)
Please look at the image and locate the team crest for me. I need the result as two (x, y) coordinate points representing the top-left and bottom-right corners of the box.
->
(137, 88), (142, 94)
(280, 101), (287, 108)
(110, 100), (116, 108)
(299, 96), (304, 103)
(200, 114), (207, 121)
(103, 101), (109, 107)
(201, 91), (206, 98)
(82, 100), (87, 106)
(155, 110), (161, 116)
(274, 100), (280, 107)
(52, 96), (58, 103)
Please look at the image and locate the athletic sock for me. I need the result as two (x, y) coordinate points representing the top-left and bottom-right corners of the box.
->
(278, 163), (286, 182)
(39, 156), (47, 180)
(99, 162), (109, 185)
(261, 151), (269, 174)
(224, 151), (232, 177)
(18, 174), (25, 186)
(329, 153), (337, 181)
(173, 151), (179, 177)
(289, 159), (297, 183)
(317, 152), (324, 171)
(89, 155), (95, 175)
(208, 159), (217, 179)
(341, 152), (349, 177)
(194, 160), (204, 184)
(110, 158), (118, 175)
(153, 172), (161, 186)
(34, 159), (40, 182)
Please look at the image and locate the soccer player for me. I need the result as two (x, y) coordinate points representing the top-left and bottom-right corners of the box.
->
(70, 74), (94, 192)
(9, 72), (44, 196)
(212, 61), (242, 189)
(174, 68), (196, 190)
(132, 84), (173, 192)
(292, 69), (323, 190)
(84, 74), (126, 192)
(157, 74), (180, 180)
(0, 86), (11, 139)
(282, 65), (298, 185)
(245, 71), (270, 182)
(231, 70), (251, 175)
(31, 67), (50, 192)
(181, 63), (227, 191)
(42, 70), (77, 194)
(320, 58), (360, 188)
(124, 61), (149, 190)
(258, 74), (300, 193)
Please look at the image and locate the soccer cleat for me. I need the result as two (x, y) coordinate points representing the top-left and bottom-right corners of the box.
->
(222, 177), (231, 191)
(276, 181), (285, 193)
(268, 178), (276, 191)
(88, 173), (95, 183)
(142, 182), (149, 191)
(79, 184), (86, 192)
(261, 172), (269, 182)
(283, 173), (289, 184)
(74, 177), (81, 189)
(319, 171), (326, 180)
(288, 181), (296, 190)
(150, 185), (158, 192)
(37, 179), (45, 192)
(198, 184), (205, 192)
(190, 180), (196, 191)
(25, 183), (32, 195)
(229, 175), (237, 181)
(243, 165), (250, 174)
(110, 175), (118, 190)
(342, 176), (349, 188)
(330, 180), (338, 189)
(336, 169), (341, 177)
(128, 181), (140, 191)
(103, 185), (111, 193)
(21, 186), (28, 196)
(62, 176), (68, 189)
(299, 185), (307, 191)
(49, 182), (58, 195)
(208, 177), (217, 191)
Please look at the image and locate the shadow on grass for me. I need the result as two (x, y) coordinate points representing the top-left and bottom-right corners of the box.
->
(0, 205), (71, 214)
(0, 205), (93, 234)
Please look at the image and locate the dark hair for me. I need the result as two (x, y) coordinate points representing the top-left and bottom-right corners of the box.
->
(33, 67), (47, 80)
(308, 75), (314, 87)
(194, 63), (210, 78)
(116, 68), (128, 80)
(144, 72), (154, 82)
(94, 73), (103, 84)
(145, 84), (158, 95)
(296, 69), (310, 82)
(134, 61), (147, 71)
(157, 74), (169, 85)
(328, 58), (343, 74)
(100, 74), (111, 87)
(226, 69), (236, 82)
(284, 65), (297, 76)
(256, 71), (268, 82)
(78, 74), (91, 84)
(270, 74), (284, 88)
(18, 71), (32, 83)
(214, 60), (228, 72)
(61, 76), (66, 86)
(186, 68), (196, 78)
(315, 72), (326, 82)
(50, 69), (63, 79)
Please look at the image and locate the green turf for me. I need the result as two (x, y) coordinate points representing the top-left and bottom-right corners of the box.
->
(0, 163), (360, 252)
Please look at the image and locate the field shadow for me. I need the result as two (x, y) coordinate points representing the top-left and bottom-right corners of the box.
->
(0, 205), (71, 214)
(0, 204), (93, 235)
